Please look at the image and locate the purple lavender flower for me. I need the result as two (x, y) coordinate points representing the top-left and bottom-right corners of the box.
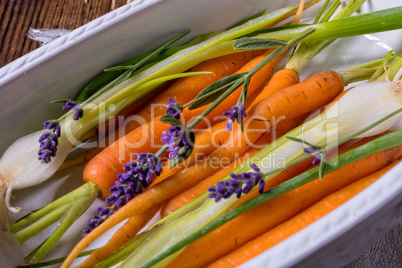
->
(82, 206), (114, 236)
(167, 129), (193, 160)
(223, 105), (247, 131)
(83, 154), (162, 235)
(62, 100), (83, 120)
(208, 163), (264, 202)
(303, 147), (323, 165)
(38, 132), (58, 163)
(44, 120), (61, 137)
(38, 120), (61, 163)
(161, 125), (193, 160)
(161, 126), (183, 148)
(107, 153), (162, 205)
(165, 98), (182, 119)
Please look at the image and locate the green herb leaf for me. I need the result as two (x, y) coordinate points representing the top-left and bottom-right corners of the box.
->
(318, 157), (328, 180)
(188, 73), (245, 110)
(159, 115), (186, 128)
(239, 77), (250, 133)
(51, 99), (71, 104)
(234, 37), (287, 50)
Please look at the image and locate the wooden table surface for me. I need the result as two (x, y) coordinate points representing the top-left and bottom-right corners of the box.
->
(0, 0), (128, 67)
(1, 1), (402, 267)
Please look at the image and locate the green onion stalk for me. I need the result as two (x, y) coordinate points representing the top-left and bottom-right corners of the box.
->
(115, 71), (402, 267)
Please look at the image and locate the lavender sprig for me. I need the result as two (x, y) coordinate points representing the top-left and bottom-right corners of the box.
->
(208, 163), (264, 202)
(62, 100), (84, 120)
(160, 99), (195, 165)
(52, 99), (84, 120)
(288, 136), (328, 179)
(162, 126), (193, 160)
(161, 126), (183, 148)
(38, 120), (61, 163)
(303, 147), (324, 165)
(223, 105), (247, 131)
(82, 206), (114, 235)
(83, 153), (162, 235)
(38, 100), (83, 164)
(165, 98), (182, 119)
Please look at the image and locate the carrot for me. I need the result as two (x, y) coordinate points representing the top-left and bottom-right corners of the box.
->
(151, 49), (287, 185)
(84, 49), (278, 198)
(115, 70), (344, 214)
(161, 113), (308, 217)
(222, 70), (343, 158)
(75, 203), (162, 268)
(59, 51), (261, 170)
(93, 82), (173, 142)
(121, 51), (263, 138)
(209, 160), (401, 268)
(165, 137), (402, 268)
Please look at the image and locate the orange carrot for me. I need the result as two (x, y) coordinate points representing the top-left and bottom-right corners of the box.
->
(123, 51), (263, 137)
(59, 52), (261, 170)
(209, 160), (401, 268)
(96, 81), (173, 139)
(222, 70), (343, 159)
(161, 113), (308, 217)
(165, 138), (402, 268)
(84, 49), (278, 198)
(155, 70), (344, 199)
(151, 49), (287, 185)
(76, 204), (162, 268)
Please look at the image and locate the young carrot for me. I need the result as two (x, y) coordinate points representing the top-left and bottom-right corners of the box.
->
(151, 48), (287, 185)
(164, 138), (402, 268)
(160, 113), (309, 217)
(75, 203), (162, 268)
(152, 69), (344, 198)
(209, 160), (401, 268)
(59, 51), (261, 170)
(84, 49), (278, 198)
(67, 49), (293, 267)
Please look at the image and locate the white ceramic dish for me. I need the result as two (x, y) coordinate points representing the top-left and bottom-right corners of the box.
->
(1, 0), (402, 267)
